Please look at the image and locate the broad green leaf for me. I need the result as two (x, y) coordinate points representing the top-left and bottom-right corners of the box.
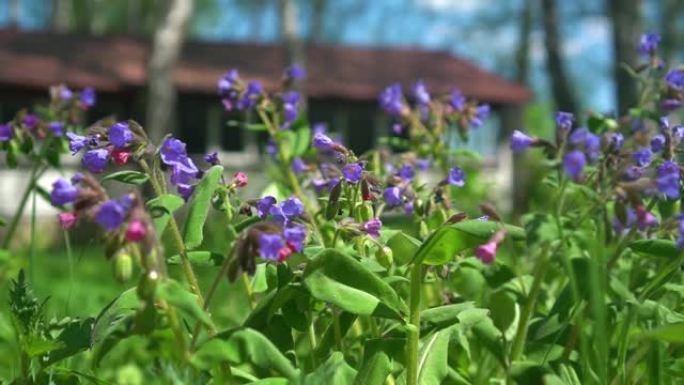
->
(644, 322), (684, 344)
(301, 352), (356, 385)
(315, 312), (357, 359)
(91, 288), (141, 367)
(193, 327), (299, 380)
(303, 249), (407, 319)
(414, 220), (525, 265)
(42, 318), (96, 366)
(353, 347), (391, 385)
(157, 280), (213, 329)
(421, 302), (475, 331)
(260, 181), (290, 202)
(168, 250), (225, 267)
(416, 327), (455, 385)
(248, 379), (289, 385)
(628, 240), (680, 258)
(101, 170), (149, 185)
(386, 231), (421, 265)
(291, 123), (311, 157)
(147, 194), (184, 234)
(183, 165), (223, 249)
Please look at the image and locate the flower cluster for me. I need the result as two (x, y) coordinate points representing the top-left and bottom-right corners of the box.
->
(67, 121), (136, 173)
(252, 196), (308, 262)
(217, 69), (263, 111)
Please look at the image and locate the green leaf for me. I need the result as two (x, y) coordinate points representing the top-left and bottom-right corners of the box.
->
(301, 352), (356, 385)
(416, 327), (455, 385)
(303, 249), (407, 319)
(421, 302), (475, 332)
(353, 343), (391, 385)
(644, 322), (684, 344)
(183, 165), (223, 249)
(42, 318), (96, 366)
(193, 327), (299, 380)
(91, 289), (141, 367)
(167, 251), (225, 267)
(386, 231), (421, 265)
(415, 220), (524, 265)
(101, 170), (149, 185)
(247, 379), (289, 385)
(157, 280), (213, 329)
(146, 194), (184, 234)
(628, 240), (680, 258)
(291, 123), (311, 157)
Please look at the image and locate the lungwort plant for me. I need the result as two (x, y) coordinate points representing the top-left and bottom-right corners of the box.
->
(2, 35), (684, 385)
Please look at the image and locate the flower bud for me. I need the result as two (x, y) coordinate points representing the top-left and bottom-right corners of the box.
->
(137, 270), (159, 300)
(113, 253), (133, 283)
(375, 246), (394, 268)
(233, 172), (248, 187)
(357, 202), (374, 223)
(419, 221), (430, 239)
(126, 219), (147, 242)
(326, 182), (342, 220)
(57, 211), (78, 230)
(111, 149), (130, 165)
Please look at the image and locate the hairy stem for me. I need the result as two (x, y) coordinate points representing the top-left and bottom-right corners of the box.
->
(406, 262), (423, 385)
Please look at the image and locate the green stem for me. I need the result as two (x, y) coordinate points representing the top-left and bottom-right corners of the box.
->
(2, 164), (45, 249)
(241, 272), (256, 310)
(332, 307), (342, 351)
(308, 319), (318, 368)
(28, 188), (37, 284)
(510, 246), (550, 361)
(406, 262), (423, 385)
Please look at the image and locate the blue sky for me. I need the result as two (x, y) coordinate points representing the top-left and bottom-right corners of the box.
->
(0, 0), (655, 113)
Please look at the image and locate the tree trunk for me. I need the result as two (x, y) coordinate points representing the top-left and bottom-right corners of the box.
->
(541, 0), (578, 115)
(608, 0), (642, 116)
(9, 0), (20, 28)
(515, 0), (533, 84)
(309, 0), (327, 43)
(145, 0), (194, 144)
(661, 0), (681, 65)
(279, 0), (305, 68)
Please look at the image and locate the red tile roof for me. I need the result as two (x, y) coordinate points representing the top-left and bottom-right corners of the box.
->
(0, 29), (532, 104)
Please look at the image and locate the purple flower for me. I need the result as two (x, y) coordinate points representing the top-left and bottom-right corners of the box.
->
(177, 184), (195, 201)
(555, 111), (574, 131)
(633, 148), (653, 167)
(71, 173), (84, 184)
(673, 125), (684, 139)
(259, 233), (284, 261)
(292, 158), (307, 174)
(313, 132), (334, 150)
(238, 80), (262, 110)
(95, 200), (126, 231)
(563, 150), (586, 180)
(448, 167), (465, 187)
(60, 86), (73, 100)
(569, 128), (588, 145)
(607, 132), (624, 151)
(285, 64), (306, 81)
(170, 157), (199, 185)
(80, 87), (96, 108)
(88, 134), (100, 147)
(22, 114), (38, 129)
(203, 151), (219, 165)
(383, 186), (402, 206)
(659, 116), (670, 130)
(66, 132), (87, 154)
(343, 163), (363, 183)
(450, 89), (466, 111)
(470, 104), (490, 128)
(398, 165), (415, 181)
(108, 122), (133, 149)
(266, 140), (278, 157)
(50, 178), (78, 206)
(639, 32), (660, 56)
(666, 69), (684, 91)
(82, 148), (109, 173)
(511, 130), (534, 152)
(0, 123), (12, 142)
(257, 196), (277, 218)
(404, 200), (415, 215)
(662, 98), (682, 111)
(392, 123), (403, 135)
(622, 166), (645, 181)
(656, 160), (680, 199)
(160, 138), (188, 166)
(282, 91), (301, 124)
(283, 224), (307, 251)
(48, 121), (64, 137)
(218, 69), (240, 96)
(651, 134), (666, 153)
(281, 197), (304, 217)
(361, 218), (382, 239)
(412, 80), (430, 107)
(313, 122), (327, 135)
(636, 206), (658, 230)
(584, 132), (600, 161)
(379, 83), (404, 116)
(416, 158), (431, 171)
(613, 208), (636, 235)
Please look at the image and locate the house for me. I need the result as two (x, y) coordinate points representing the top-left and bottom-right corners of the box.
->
(0, 29), (531, 217)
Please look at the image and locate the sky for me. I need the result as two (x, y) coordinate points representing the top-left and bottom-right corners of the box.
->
(0, 0), (665, 114)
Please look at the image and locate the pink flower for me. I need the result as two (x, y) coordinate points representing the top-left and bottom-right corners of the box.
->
(233, 172), (248, 187)
(57, 212), (78, 230)
(278, 245), (293, 263)
(111, 149), (130, 165)
(475, 241), (497, 264)
(126, 219), (147, 242)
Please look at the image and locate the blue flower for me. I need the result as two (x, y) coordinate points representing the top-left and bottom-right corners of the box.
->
(607, 132), (624, 151)
(95, 200), (126, 231)
(60, 86), (73, 101)
(203, 151), (219, 165)
(633, 147), (653, 167)
(555, 111), (574, 131)
(80, 87), (96, 108)
(170, 157), (199, 185)
(257, 196), (277, 218)
(237, 80), (262, 110)
(412, 80), (430, 107)
(666, 69), (684, 91)
(563, 150), (586, 180)
(398, 164), (415, 181)
(281, 197), (304, 217)
(259, 233), (284, 261)
(160, 138), (188, 166)
(651, 134), (666, 153)
(639, 32), (660, 56)
(416, 158), (431, 171)
(343, 163), (363, 183)
(511, 130), (534, 152)
(470, 104), (490, 128)
(361, 218), (382, 239)
(450, 89), (466, 111)
(50, 178), (78, 206)
(22, 114), (38, 129)
(48, 121), (64, 137)
(82, 148), (109, 173)
(218, 69), (240, 96)
(282, 91), (301, 124)
(283, 224), (307, 252)
(66, 132), (87, 154)
(108, 122), (133, 149)
(622, 166), (644, 181)
(313, 132), (334, 150)
(379, 83), (404, 116)
(0, 123), (12, 142)
(656, 160), (680, 199)
(177, 184), (195, 201)
(383, 186), (402, 206)
(285, 64), (306, 81)
(292, 158), (307, 174)
(448, 167), (465, 187)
